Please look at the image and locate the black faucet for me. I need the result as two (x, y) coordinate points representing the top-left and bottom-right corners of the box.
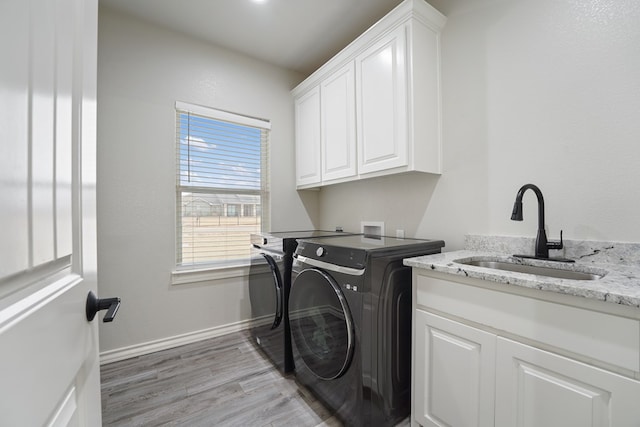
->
(510, 184), (573, 262)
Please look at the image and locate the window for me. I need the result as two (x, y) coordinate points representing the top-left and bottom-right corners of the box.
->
(175, 102), (270, 268)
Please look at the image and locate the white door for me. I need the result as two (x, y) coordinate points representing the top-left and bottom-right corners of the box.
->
(0, 0), (104, 425)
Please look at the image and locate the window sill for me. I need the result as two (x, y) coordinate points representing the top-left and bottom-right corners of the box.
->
(171, 263), (253, 286)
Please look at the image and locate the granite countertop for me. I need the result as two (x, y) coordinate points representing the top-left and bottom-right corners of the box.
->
(403, 235), (640, 309)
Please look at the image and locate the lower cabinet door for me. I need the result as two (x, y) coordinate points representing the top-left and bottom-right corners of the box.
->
(495, 337), (640, 427)
(414, 310), (496, 427)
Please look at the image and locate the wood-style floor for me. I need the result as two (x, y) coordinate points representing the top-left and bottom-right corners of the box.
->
(101, 330), (356, 426)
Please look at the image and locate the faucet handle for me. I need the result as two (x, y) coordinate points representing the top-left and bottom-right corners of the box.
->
(547, 229), (564, 251)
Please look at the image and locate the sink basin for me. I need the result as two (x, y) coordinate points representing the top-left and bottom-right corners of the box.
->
(455, 258), (605, 281)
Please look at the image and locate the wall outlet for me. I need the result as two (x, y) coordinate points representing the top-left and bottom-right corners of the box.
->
(396, 229), (405, 238)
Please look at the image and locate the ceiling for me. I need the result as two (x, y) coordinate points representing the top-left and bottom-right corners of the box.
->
(98, 0), (429, 76)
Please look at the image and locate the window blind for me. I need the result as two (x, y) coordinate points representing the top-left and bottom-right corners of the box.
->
(175, 102), (270, 267)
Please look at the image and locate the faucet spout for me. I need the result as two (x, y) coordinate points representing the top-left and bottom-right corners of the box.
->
(510, 183), (562, 260)
(511, 184), (545, 233)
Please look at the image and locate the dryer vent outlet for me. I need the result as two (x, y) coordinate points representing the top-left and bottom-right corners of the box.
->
(361, 221), (384, 238)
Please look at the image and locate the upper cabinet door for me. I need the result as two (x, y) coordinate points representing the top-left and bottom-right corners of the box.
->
(356, 25), (408, 175)
(321, 62), (357, 183)
(294, 86), (322, 187)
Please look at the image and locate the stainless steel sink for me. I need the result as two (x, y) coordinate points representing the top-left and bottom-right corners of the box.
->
(455, 259), (605, 281)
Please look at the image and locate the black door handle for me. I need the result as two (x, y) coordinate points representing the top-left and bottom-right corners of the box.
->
(86, 291), (121, 322)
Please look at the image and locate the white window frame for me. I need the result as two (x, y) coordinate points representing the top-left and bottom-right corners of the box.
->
(172, 101), (271, 284)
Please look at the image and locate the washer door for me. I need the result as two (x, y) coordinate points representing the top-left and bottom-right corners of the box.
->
(261, 253), (283, 329)
(289, 268), (354, 380)
(249, 251), (283, 329)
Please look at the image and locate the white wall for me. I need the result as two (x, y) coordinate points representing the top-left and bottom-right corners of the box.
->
(97, 7), (315, 353)
(319, 0), (640, 250)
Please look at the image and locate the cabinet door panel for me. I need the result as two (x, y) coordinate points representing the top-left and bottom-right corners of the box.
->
(414, 310), (496, 427)
(294, 87), (321, 187)
(496, 337), (640, 427)
(321, 62), (356, 182)
(356, 26), (407, 175)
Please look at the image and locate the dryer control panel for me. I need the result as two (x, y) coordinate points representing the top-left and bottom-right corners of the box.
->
(296, 241), (367, 270)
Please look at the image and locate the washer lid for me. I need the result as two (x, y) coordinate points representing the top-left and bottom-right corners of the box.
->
(295, 235), (445, 268)
(251, 230), (355, 253)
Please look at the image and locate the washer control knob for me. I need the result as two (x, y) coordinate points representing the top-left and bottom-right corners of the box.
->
(316, 247), (325, 257)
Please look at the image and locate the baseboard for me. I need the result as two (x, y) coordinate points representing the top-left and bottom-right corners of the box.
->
(99, 318), (253, 365)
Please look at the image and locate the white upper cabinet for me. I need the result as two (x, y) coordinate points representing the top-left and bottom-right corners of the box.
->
(292, 0), (446, 189)
(294, 86), (322, 187)
(355, 26), (408, 175)
(321, 62), (357, 184)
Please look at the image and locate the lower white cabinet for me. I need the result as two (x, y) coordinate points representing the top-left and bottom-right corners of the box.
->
(495, 337), (640, 427)
(414, 310), (495, 427)
(412, 273), (640, 427)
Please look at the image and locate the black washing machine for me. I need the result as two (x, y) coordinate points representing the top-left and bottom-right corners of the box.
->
(248, 230), (353, 374)
(289, 235), (444, 426)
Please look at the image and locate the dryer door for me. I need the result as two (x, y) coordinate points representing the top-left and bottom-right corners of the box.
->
(289, 268), (354, 380)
